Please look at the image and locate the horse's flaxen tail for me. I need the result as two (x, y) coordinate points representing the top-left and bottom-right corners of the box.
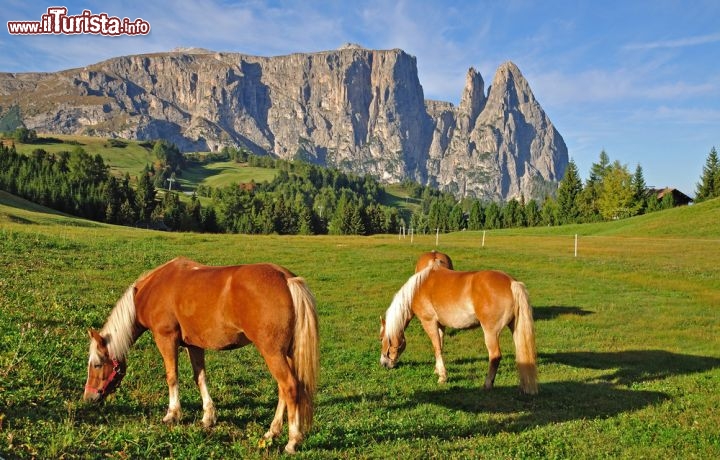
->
(287, 277), (320, 435)
(511, 280), (538, 395)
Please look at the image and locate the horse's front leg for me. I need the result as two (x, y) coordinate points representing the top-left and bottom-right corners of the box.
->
(420, 319), (447, 384)
(155, 334), (182, 424)
(187, 346), (217, 428)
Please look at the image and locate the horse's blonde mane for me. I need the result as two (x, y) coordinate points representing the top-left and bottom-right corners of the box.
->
(90, 284), (137, 363)
(384, 265), (433, 340)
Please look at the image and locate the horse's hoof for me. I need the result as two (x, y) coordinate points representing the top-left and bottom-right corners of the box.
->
(202, 416), (217, 429)
(162, 410), (181, 424)
(437, 376), (447, 384)
(202, 410), (217, 428)
(284, 443), (297, 454)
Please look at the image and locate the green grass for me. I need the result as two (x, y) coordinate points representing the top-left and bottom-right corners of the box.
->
(7, 135), (279, 189)
(1, 194), (719, 458)
(178, 161), (278, 190)
(380, 184), (421, 214)
(8, 134), (156, 177)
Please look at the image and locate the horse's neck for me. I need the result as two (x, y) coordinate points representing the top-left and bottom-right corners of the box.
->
(101, 285), (141, 361)
(402, 314), (414, 331)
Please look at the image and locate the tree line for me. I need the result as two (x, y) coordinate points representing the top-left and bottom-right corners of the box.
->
(402, 148), (689, 233)
(0, 140), (402, 234)
(196, 151), (402, 235)
(1, 135), (712, 235)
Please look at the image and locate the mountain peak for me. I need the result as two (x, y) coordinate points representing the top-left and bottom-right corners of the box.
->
(0, 48), (567, 201)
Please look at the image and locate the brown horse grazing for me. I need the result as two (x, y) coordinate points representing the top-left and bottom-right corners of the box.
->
(414, 250), (454, 272)
(380, 264), (538, 394)
(83, 257), (319, 454)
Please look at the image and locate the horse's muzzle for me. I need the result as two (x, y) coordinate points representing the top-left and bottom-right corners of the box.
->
(82, 391), (101, 403)
(380, 355), (397, 369)
(83, 384), (108, 404)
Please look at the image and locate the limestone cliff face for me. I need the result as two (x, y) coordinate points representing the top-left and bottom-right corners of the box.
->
(0, 47), (567, 201)
(428, 63), (568, 200)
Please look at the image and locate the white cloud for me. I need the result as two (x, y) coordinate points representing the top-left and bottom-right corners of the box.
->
(528, 66), (718, 110)
(624, 32), (720, 50)
(630, 106), (720, 125)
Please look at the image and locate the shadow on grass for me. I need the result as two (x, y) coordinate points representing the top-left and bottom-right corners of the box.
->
(182, 164), (234, 181)
(309, 381), (668, 450)
(541, 349), (720, 385)
(533, 305), (593, 320)
(311, 349), (720, 450)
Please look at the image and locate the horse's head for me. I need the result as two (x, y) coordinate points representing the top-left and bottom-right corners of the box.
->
(379, 317), (406, 369)
(83, 329), (126, 403)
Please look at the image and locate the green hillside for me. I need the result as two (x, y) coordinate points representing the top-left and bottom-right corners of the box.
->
(178, 160), (278, 189)
(8, 134), (156, 176)
(495, 197), (720, 239)
(6, 134), (276, 190)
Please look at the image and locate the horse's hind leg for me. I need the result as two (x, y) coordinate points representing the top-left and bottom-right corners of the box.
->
(187, 346), (217, 428)
(155, 334), (182, 424)
(261, 353), (302, 454)
(482, 328), (502, 390)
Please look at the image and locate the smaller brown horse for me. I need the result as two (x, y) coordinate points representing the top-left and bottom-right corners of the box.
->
(380, 262), (538, 394)
(83, 257), (319, 454)
(414, 250), (454, 272)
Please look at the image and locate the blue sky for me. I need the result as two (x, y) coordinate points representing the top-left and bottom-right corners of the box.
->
(3, 1), (719, 195)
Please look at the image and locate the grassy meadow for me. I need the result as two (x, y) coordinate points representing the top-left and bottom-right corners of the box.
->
(1, 191), (719, 458)
(7, 134), (156, 178)
(6, 134), (279, 193)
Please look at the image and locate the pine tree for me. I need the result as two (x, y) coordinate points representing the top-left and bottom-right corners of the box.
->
(201, 206), (220, 233)
(695, 147), (719, 202)
(502, 199), (522, 228)
(541, 196), (559, 226)
(135, 168), (157, 222)
(632, 164), (648, 214)
(448, 204), (464, 231)
(484, 202), (501, 229)
(525, 199), (541, 227)
(104, 176), (122, 224)
(467, 200), (484, 230)
(578, 150), (613, 222)
(556, 159), (583, 224)
(160, 191), (184, 230)
(296, 204), (314, 235)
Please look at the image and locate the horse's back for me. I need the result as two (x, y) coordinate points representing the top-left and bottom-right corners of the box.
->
(134, 258), (296, 350)
(417, 268), (516, 329)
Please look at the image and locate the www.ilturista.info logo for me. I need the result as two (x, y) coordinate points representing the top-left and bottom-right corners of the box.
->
(7, 7), (150, 36)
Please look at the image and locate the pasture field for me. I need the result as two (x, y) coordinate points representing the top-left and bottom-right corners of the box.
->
(7, 134), (156, 177)
(6, 134), (279, 192)
(1, 192), (719, 459)
(177, 161), (279, 190)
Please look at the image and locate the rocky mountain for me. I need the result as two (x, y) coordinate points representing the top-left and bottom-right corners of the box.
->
(0, 45), (568, 201)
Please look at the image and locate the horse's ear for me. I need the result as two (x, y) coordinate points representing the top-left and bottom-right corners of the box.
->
(380, 317), (385, 326)
(88, 329), (105, 345)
